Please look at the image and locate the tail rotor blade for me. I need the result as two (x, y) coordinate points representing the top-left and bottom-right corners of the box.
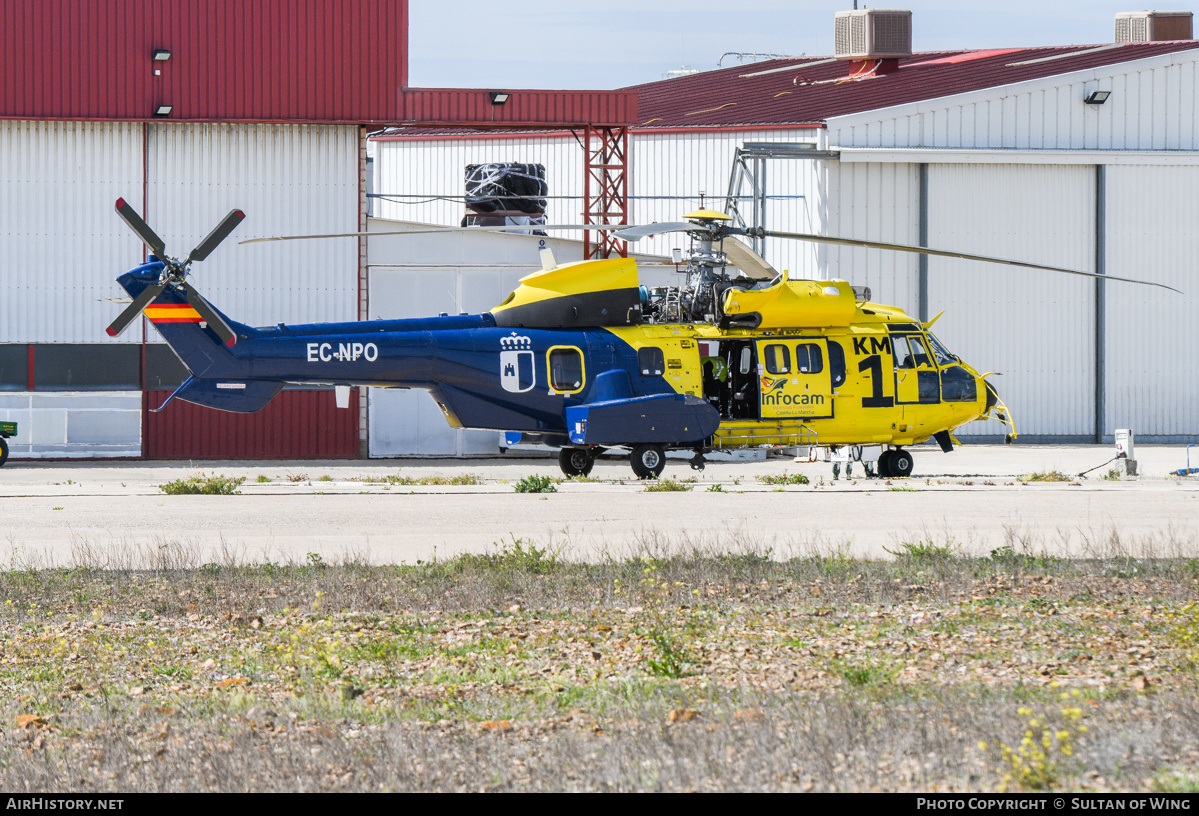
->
(186, 209), (246, 263)
(105, 282), (165, 337)
(115, 198), (167, 258)
(180, 281), (237, 347)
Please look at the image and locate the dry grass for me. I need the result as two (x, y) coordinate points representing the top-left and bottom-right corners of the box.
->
(2, 533), (1199, 792)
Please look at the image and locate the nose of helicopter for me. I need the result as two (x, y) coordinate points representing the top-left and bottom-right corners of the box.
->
(984, 378), (999, 412)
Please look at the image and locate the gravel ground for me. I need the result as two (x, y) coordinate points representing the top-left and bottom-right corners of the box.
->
(1, 552), (1198, 792)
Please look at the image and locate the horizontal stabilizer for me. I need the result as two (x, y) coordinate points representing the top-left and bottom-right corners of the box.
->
(154, 376), (283, 414)
(565, 393), (719, 446)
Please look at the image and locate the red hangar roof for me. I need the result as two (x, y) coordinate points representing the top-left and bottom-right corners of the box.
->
(0, 0), (634, 126)
(629, 40), (1199, 130)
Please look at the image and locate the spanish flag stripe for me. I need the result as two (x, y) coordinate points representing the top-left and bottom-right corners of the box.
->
(145, 305), (202, 321)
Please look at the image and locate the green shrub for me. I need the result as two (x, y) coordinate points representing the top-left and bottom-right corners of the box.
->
(159, 473), (246, 495)
(514, 475), (557, 493)
(644, 478), (693, 492)
(756, 472), (809, 485)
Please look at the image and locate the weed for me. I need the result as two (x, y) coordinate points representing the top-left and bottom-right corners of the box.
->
(514, 475), (557, 494)
(1104, 468), (1122, 481)
(1153, 770), (1199, 793)
(306, 552), (327, 570)
(286, 473), (309, 483)
(884, 540), (958, 562)
(888, 486), (918, 492)
(644, 478), (693, 492)
(1021, 470), (1072, 482)
(436, 535), (563, 576)
(159, 473), (246, 495)
(706, 484), (724, 493)
(756, 472), (809, 486)
(256, 475), (272, 483)
(982, 696), (1087, 791)
(363, 474), (483, 486)
(318, 475), (334, 482)
(831, 659), (896, 687)
(645, 630), (691, 678)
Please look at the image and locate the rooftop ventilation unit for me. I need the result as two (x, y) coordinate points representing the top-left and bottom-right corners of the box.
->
(1115, 10), (1193, 42)
(834, 9), (913, 60)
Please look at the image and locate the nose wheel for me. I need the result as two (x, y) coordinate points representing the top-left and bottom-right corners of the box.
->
(629, 444), (667, 479)
(878, 448), (914, 478)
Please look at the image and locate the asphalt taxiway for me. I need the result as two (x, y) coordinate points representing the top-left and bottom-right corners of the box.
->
(0, 444), (1196, 566)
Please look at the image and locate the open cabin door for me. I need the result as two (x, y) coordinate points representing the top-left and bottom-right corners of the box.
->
(754, 338), (834, 420)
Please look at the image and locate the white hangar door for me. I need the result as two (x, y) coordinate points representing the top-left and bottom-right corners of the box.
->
(926, 164), (1096, 440)
(0, 121), (145, 458)
(1103, 165), (1199, 440)
(367, 266), (529, 456)
(145, 124), (360, 330)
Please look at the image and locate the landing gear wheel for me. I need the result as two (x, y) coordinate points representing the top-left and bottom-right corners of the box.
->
(0, 437), (7, 468)
(877, 450), (895, 478)
(890, 449), (914, 478)
(689, 453), (706, 471)
(558, 447), (595, 478)
(629, 444), (666, 480)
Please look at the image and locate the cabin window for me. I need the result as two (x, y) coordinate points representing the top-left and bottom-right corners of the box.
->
(764, 344), (791, 375)
(548, 346), (585, 393)
(827, 341), (846, 387)
(638, 347), (665, 376)
(795, 343), (823, 375)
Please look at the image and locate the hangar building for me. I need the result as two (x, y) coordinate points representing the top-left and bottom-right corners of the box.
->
(0, 0), (633, 460)
(374, 9), (1199, 445)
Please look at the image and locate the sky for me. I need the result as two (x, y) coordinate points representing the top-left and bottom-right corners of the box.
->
(408, 1), (1185, 89)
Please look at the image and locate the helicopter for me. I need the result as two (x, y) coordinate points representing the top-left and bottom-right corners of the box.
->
(105, 198), (1177, 479)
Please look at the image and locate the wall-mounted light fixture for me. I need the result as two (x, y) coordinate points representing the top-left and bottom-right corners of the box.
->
(1084, 90), (1111, 105)
(154, 105), (172, 117)
(153, 49), (172, 61)
(489, 92), (510, 105)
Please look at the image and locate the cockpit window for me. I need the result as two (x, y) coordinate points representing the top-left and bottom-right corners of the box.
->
(926, 333), (958, 367)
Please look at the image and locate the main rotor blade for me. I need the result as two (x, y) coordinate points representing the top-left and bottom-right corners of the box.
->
(238, 224), (624, 245)
(753, 229), (1182, 294)
(114, 198), (167, 258)
(722, 238), (778, 280)
(180, 281), (237, 347)
(613, 222), (710, 241)
(186, 209), (246, 263)
(105, 281), (164, 337)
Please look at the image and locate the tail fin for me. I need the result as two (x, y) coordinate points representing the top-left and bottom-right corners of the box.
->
(116, 265), (250, 379)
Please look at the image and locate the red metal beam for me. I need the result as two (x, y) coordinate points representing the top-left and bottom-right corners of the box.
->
(583, 125), (629, 260)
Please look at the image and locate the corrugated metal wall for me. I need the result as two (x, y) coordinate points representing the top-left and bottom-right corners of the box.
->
(0, 0), (408, 122)
(144, 389), (359, 459)
(925, 164), (1096, 438)
(820, 160), (920, 312)
(146, 123), (360, 334)
(0, 121), (145, 344)
(1104, 164), (1199, 438)
(372, 128), (824, 278)
(829, 49), (1199, 150)
(373, 133), (584, 234)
